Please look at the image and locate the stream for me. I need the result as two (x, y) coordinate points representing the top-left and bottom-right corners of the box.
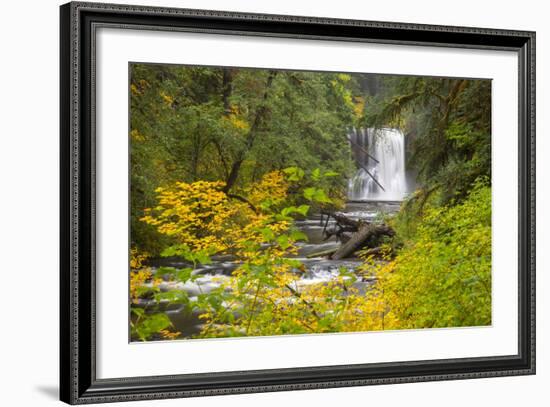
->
(140, 201), (401, 337)
(137, 127), (409, 337)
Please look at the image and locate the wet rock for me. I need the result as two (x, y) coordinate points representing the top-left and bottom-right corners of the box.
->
(165, 305), (203, 336)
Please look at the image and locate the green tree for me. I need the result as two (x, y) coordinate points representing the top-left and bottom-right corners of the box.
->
(130, 64), (360, 253)
(363, 76), (491, 204)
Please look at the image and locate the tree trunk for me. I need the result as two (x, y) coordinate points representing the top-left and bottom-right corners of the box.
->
(222, 68), (236, 115)
(223, 70), (277, 193)
(331, 223), (394, 260)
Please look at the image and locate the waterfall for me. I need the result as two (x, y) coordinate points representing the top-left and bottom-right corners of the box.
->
(347, 128), (408, 201)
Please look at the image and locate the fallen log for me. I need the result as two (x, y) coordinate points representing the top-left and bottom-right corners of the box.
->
(306, 247), (339, 259)
(323, 224), (356, 242)
(320, 210), (360, 242)
(318, 211), (395, 258)
(323, 211), (360, 228)
(331, 224), (394, 260)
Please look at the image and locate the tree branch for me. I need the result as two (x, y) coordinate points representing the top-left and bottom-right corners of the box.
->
(226, 193), (258, 213)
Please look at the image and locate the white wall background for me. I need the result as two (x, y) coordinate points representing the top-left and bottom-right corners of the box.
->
(0, 0), (546, 405)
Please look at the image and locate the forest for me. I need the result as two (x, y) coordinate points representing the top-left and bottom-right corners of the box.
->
(129, 63), (492, 341)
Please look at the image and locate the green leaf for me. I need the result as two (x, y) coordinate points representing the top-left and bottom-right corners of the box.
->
(277, 235), (291, 250)
(156, 267), (176, 277)
(260, 227), (275, 241)
(281, 204), (309, 217)
(282, 166), (296, 175)
(207, 294), (223, 309)
(134, 313), (172, 341)
(193, 251), (213, 265)
(154, 290), (189, 304)
(281, 206), (295, 217)
(284, 258), (303, 268)
(296, 205), (310, 216)
(161, 244), (191, 259)
(274, 213), (293, 222)
(143, 313), (171, 332)
(304, 187), (331, 203)
(283, 166), (305, 181)
(176, 268), (193, 282)
(304, 187), (317, 201)
(135, 285), (159, 297)
(260, 199), (274, 210)
(311, 168), (321, 181)
(290, 229), (308, 242)
(313, 189), (332, 203)
(160, 246), (177, 257)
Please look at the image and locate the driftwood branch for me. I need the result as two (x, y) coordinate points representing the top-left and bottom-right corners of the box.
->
(355, 162), (385, 192)
(346, 135), (380, 164)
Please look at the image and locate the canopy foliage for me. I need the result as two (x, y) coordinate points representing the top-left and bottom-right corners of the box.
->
(128, 64), (493, 341)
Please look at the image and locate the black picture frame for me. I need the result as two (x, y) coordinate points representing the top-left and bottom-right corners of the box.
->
(60, 1), (536, 404)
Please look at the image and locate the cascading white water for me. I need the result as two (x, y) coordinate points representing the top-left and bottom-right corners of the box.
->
(347, 128), (408, 201)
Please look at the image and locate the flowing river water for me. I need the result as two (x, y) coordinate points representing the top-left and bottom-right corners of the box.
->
(137, 128), (409, 337)
(141, 201), (402, 337)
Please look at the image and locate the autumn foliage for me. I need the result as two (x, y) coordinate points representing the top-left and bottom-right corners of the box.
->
(129, 64), (493, 341)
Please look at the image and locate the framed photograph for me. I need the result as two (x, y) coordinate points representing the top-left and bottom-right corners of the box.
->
(60, 1), (535, 404)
